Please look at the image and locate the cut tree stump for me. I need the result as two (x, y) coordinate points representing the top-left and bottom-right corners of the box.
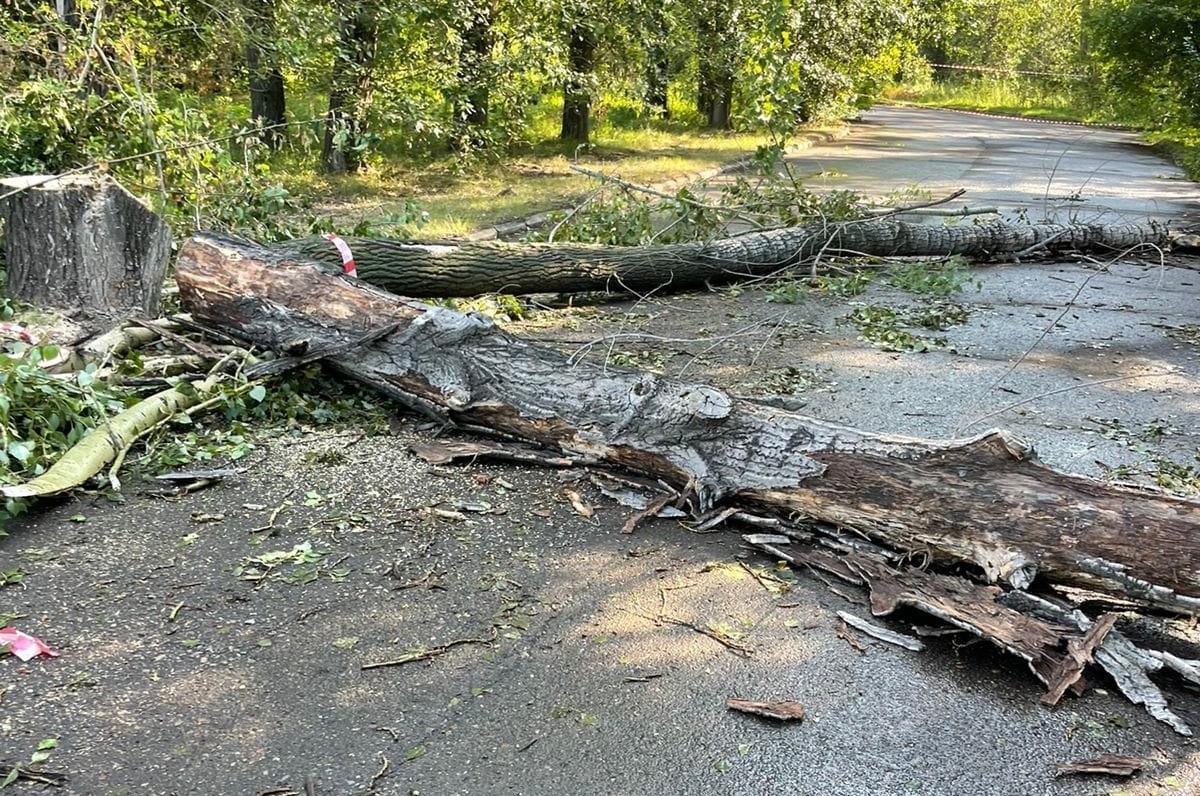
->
(175, 232), (1200, 731)
(0, 175), (172, 317)
(276, 219), (1169, 297)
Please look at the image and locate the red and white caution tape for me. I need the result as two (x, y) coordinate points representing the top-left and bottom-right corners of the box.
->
(323, 233), (358, 278)
(0, 322), (32, 344)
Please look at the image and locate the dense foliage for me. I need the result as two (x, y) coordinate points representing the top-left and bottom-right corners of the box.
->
(1, 0), (921, 236)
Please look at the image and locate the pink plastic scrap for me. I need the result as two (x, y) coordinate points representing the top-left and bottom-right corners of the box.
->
(0, 627), (59, 661)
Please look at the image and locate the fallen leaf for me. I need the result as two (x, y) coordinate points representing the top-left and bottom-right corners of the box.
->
(726, 697), (805, 722)
(0, 627), (59, 661)
(1055, 754), (1143, 778)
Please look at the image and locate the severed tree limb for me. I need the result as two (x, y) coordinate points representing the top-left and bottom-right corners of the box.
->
(0, 373), (230, 500)
(273, 219), (1169, 298)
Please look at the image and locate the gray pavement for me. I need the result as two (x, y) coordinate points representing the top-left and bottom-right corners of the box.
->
(3, 106), (1200, 796)
(781, 105), (1200, 224)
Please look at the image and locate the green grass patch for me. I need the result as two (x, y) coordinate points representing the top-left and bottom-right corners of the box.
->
(273, 93), (809, 238)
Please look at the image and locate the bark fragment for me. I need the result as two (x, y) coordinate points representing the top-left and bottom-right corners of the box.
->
(1054, 755), (1143, 778)
(726, 698), (806, 722)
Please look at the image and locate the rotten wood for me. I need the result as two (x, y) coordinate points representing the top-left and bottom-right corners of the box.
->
(176, 233), (1200, 618)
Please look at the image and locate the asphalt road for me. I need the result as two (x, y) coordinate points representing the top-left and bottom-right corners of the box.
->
(2, 107), (1199, 796)
(785, 105), (1200, 224)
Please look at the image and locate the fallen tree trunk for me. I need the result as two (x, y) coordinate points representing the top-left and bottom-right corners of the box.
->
(177, 232), (1200, 614)
(276, 219), (1168, 297)
(176, 232), (1200, 731)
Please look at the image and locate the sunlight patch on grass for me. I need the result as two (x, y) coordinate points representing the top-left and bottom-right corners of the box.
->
(296, 127), (777, 237)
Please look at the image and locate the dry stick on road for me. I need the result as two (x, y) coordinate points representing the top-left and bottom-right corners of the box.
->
(175, 233), (1200, 731)
(275, 219), (1169, 298)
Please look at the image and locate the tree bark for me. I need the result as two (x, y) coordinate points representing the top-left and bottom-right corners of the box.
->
(176, 232), (1200, 622)
(322, 1), (379, 173)
(245, 0), (287, 149)
(0, 175), (172, 317)
(451, 0), (495, 152)
(276, 220), (1168, 298)
(560, 22), (597, 143)
(645, 46), (670, 118)
(696, 2), (733, 129)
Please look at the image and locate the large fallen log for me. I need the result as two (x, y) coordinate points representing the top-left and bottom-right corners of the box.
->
(176, 232), (1200, 729)
(178, 232), (1200, 611)
(277, 219), (1167, 297)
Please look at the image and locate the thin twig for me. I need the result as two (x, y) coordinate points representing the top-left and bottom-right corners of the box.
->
(361, 628), (498, 670)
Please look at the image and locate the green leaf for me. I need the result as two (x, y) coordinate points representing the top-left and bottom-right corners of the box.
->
(6, 442), (30, 463)
(248, 385), (267, 403)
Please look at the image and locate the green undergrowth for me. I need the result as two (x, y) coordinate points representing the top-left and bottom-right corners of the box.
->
(0, 330), (387, 536)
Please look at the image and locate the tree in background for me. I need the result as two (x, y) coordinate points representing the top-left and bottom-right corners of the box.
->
(1089, 0), (1200, 125)
(560, 3), (598, 142)
(642, 2), (673, 118)
(323, 0), (380, 173)
(739, 0), (913, 131)
(243, 0), (286, 149)
(696, 0), (737, 129)
(450, 0), (497, 151)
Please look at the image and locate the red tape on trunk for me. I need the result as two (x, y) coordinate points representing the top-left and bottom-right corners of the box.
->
(323, 234), (358, 278)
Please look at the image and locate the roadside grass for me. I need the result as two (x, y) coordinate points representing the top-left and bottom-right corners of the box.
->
(240, 92), (812, 238)
(884, 77), (1200, 181)
(883, 78), (1090, 123)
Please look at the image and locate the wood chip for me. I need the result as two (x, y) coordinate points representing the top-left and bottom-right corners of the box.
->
(837, 611), (925, 651)
(621, 492), (675, 534)
(562, 487), (594, 518)
(1041, 613), (1118, 706)
(836, 620), (867, 653)
(1054, 754), (1143, 778)
(726, 697), (806, 722)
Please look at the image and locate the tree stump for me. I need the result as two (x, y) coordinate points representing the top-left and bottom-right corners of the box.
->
(0, 174), (172, 317)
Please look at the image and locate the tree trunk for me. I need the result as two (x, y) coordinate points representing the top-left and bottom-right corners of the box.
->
(696, 3), (733, 129)
(177, 232), (1200, 614)
(276, 220), (1168, 298)
(0, 175), (173, 317)
(645, 47), (670, 118)
(560, 22), (597, 143)
(322, 1), (379, 173)
(245, 0), (287, 149)
(176, 232), (1200, 731)
(451, 0), (495, 152)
